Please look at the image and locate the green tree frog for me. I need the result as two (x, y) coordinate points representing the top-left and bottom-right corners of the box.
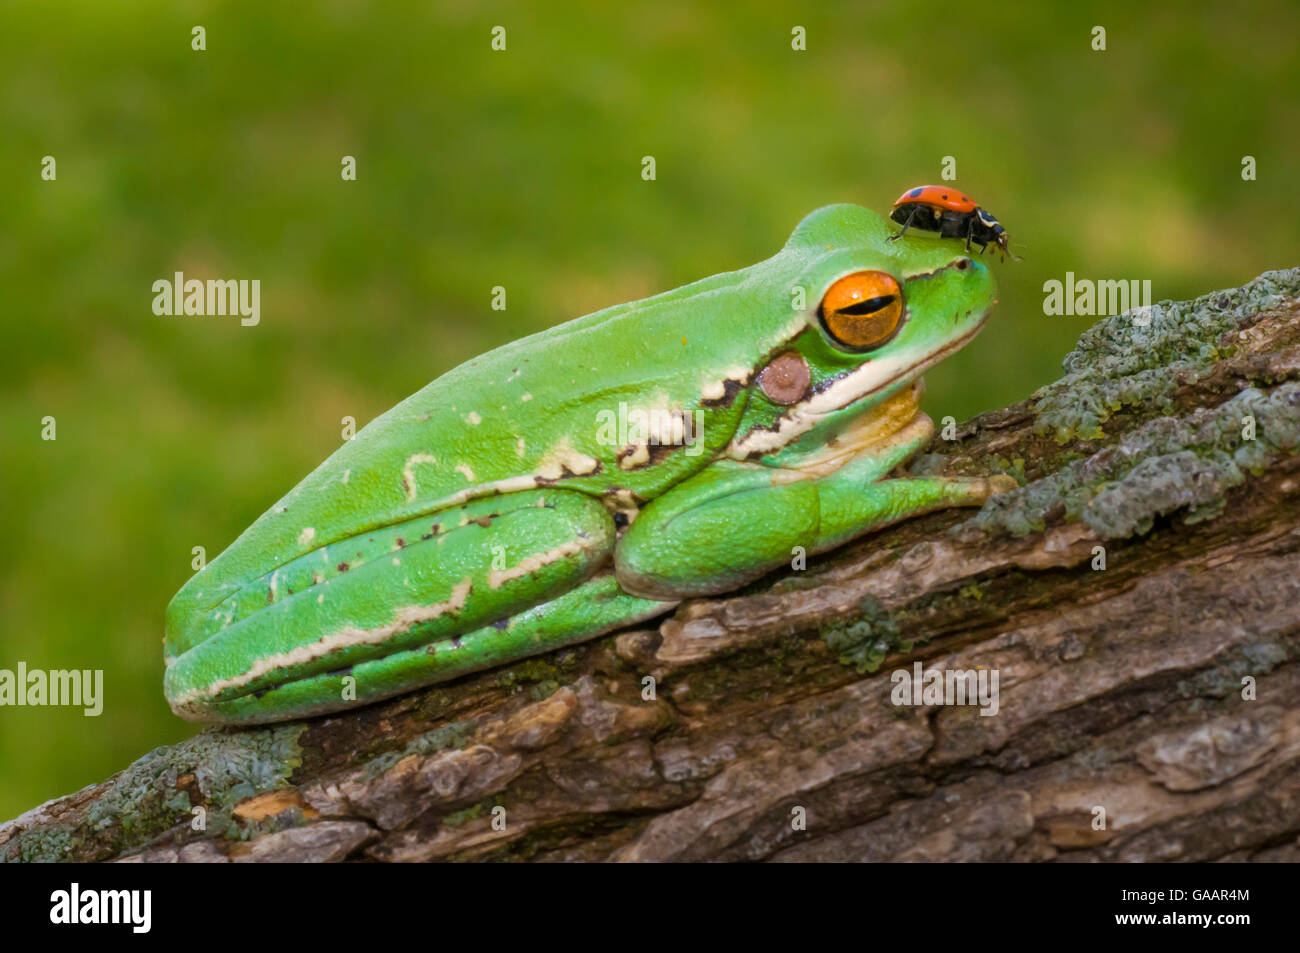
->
(165, 204), (1014, 723)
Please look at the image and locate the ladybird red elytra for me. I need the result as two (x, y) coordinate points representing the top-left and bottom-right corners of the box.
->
(893, 185), (977, 214)
(888, 185), (1020, 261)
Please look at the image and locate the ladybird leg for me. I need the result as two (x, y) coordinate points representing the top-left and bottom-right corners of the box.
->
(888, 207), (918, 243)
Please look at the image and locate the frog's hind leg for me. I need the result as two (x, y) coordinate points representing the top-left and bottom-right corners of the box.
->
(198, 573), (677, 724)
(165, 488), (653, 723)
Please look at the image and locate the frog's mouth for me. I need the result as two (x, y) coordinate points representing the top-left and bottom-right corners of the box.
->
(728, 312), (989, 460)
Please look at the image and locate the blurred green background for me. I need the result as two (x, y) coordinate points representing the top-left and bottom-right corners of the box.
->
(1, 0), (1297, 820)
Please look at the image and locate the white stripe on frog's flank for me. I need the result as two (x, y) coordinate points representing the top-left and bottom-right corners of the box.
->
(487, 540), (587, 589)
(298, 527), (316, 547)
(401, 454), (439, 501)
(419, 475), (544, 512)
(173, 579), (475, 704)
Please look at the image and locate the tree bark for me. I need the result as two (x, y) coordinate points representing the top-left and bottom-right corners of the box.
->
(5, 268), (1300, 863)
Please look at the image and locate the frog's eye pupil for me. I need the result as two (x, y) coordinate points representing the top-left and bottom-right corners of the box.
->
(818, 271), (904, 351)
(834, 294), (897, 316)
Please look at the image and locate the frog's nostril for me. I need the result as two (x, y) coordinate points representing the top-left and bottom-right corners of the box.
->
(955, 258), (972, 271)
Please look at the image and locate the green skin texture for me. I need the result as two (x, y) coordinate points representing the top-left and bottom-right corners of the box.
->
(164, 204), (1011, 724)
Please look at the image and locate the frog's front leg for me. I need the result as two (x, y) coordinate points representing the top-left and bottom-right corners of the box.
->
(615, 415), (1015, 599)
(164, 488), (674, 723)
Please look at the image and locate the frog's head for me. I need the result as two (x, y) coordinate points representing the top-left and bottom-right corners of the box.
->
(727, 204), (997, 466)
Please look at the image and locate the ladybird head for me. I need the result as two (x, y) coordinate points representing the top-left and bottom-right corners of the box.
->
(970, 207), (1021, 260)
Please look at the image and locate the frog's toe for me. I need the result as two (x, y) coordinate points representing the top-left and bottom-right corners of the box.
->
(987, 474), (1020, 495)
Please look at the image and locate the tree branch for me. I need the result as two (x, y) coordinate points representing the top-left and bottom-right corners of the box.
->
(5, 267), (1300, 862)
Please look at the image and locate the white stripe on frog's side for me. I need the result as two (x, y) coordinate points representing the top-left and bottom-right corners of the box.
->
(487, 540), (588, 589)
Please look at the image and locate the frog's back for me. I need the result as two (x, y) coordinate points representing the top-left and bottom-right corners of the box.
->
(202, 252), (789, 586)
(180, 205), (883, 611)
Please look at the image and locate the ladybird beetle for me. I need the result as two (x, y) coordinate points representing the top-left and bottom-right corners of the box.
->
(888, 185), (1019, 261)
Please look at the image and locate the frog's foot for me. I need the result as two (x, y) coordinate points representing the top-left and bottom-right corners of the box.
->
(945, 472), (1019, 505)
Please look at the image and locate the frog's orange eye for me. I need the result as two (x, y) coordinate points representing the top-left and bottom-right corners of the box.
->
(818, 271), (904, 351)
